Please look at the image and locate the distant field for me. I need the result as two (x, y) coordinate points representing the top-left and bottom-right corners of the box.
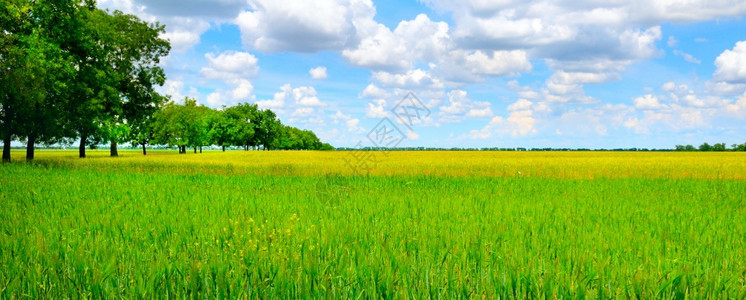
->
(1, 150), (745, 298)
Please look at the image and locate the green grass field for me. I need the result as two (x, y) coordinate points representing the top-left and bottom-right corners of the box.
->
(1, 150), (745, 298)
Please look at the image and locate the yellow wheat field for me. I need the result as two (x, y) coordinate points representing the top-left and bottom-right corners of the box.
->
(15, 149), (746, 179)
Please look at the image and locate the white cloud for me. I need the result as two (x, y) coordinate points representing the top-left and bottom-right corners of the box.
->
(433, 50), (532, 82)
(360, 84), (390, 98)
(292, 107), (315, 117)
(331, 110), (364, 132)
(202, 79), (256, 108)
(471, 109), (536, 139)
(343, 14), (449, 71)
(507, 99), (533, 111)
(159, 18), (211, 52)
(206, 91), (223, 107)
(464, 50), (531, 76)
(439, 90), (493, 121)
(714, 41), (746, 83)
(201, 51), (259, 80)
(633, 94), (666, 110)
(541, 71), (616, 104)
(407, 130), (420, 140)
(707, 81), (746, 96)
(466, 105), (493, 117)
(256, 84), (291, 109)
(309, 66), (328, 79)
(341, 22), (411, 70)
(292, 86), (326, 107)
(255, 83), (328, 128)
(674, 50), (701, 64)
(372, 69), (445, 89)
(231, 79), (254, 100)
(662, 81), (676, 92)
(235, 0), (374, 52)
(158, 79), (185, 102)
(366, 99), (389, 118)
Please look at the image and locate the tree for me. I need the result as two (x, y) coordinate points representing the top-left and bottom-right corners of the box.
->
(152, 98), (212, 154)
(209, 109), (237, 152)
(152, 99), (190, 153)
(110, 11), (169, 156)
(698, 143), (712, 151)
(224, 103), (257, 150)
(254, 109), (282, 150)
(82, 9), (169, 157)
(56, 4), (118, 158)
(1, 0), (68, 162)
(129, 107), (162, 155)
(713, 143), (726, 152)
(0, 1), (33, 162)
(186, 103), (212, 153)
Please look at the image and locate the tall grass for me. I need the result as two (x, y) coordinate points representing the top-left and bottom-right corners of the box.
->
(1, 150), (745, 298)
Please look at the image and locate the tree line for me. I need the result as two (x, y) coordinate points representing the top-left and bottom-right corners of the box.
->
(674, 143), (746, 152)
(1, 0), (330, 163)
(143, 99), (332, 155)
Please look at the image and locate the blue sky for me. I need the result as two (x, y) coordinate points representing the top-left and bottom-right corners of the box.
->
(98, 0), (746, 149)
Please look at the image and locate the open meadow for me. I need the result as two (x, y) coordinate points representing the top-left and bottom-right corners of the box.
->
(1, 150), (745, 298)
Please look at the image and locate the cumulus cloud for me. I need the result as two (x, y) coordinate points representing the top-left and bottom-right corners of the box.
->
(633, 94), (666, 110)
(471, 99), (536, 139)
(200, 51), (259, 80)
(372, 69), (445, 89)
(360, 84), (390, 98)
(255, 84), (291, 109)
(204, 79), (255, 107)
(332, 111), (364, 133)
(366, 99), (389, 118)
(235, 0), (374, 52)
(309, 66), (328, 79)
(231, 79), (254, 100)
(439, 90), (493, 121)
(541, 71), (616, 104)
(255, 83), (328, 124)
(343, 14), (450, 71)
(714, 41), (746, 83)
(159, 18), (211, 52)
(292, 86), (326, 107)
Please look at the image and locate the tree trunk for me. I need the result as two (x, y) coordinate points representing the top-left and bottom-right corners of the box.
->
(142, 143), (147, 155)
(110, 140), (118, 157)
(26, 133), (35, 161)
(2, 133), (11, 163)
(193, 146), (197, 153)
(199, 146), (202, 153)
(222, 145), (225, 152)
(79, 135), (87, 158)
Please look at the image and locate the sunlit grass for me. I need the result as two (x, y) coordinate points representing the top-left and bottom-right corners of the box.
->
(1, 150), (745, 298)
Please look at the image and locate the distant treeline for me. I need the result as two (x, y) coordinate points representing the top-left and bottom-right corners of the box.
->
(674, 143), (746, 151)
